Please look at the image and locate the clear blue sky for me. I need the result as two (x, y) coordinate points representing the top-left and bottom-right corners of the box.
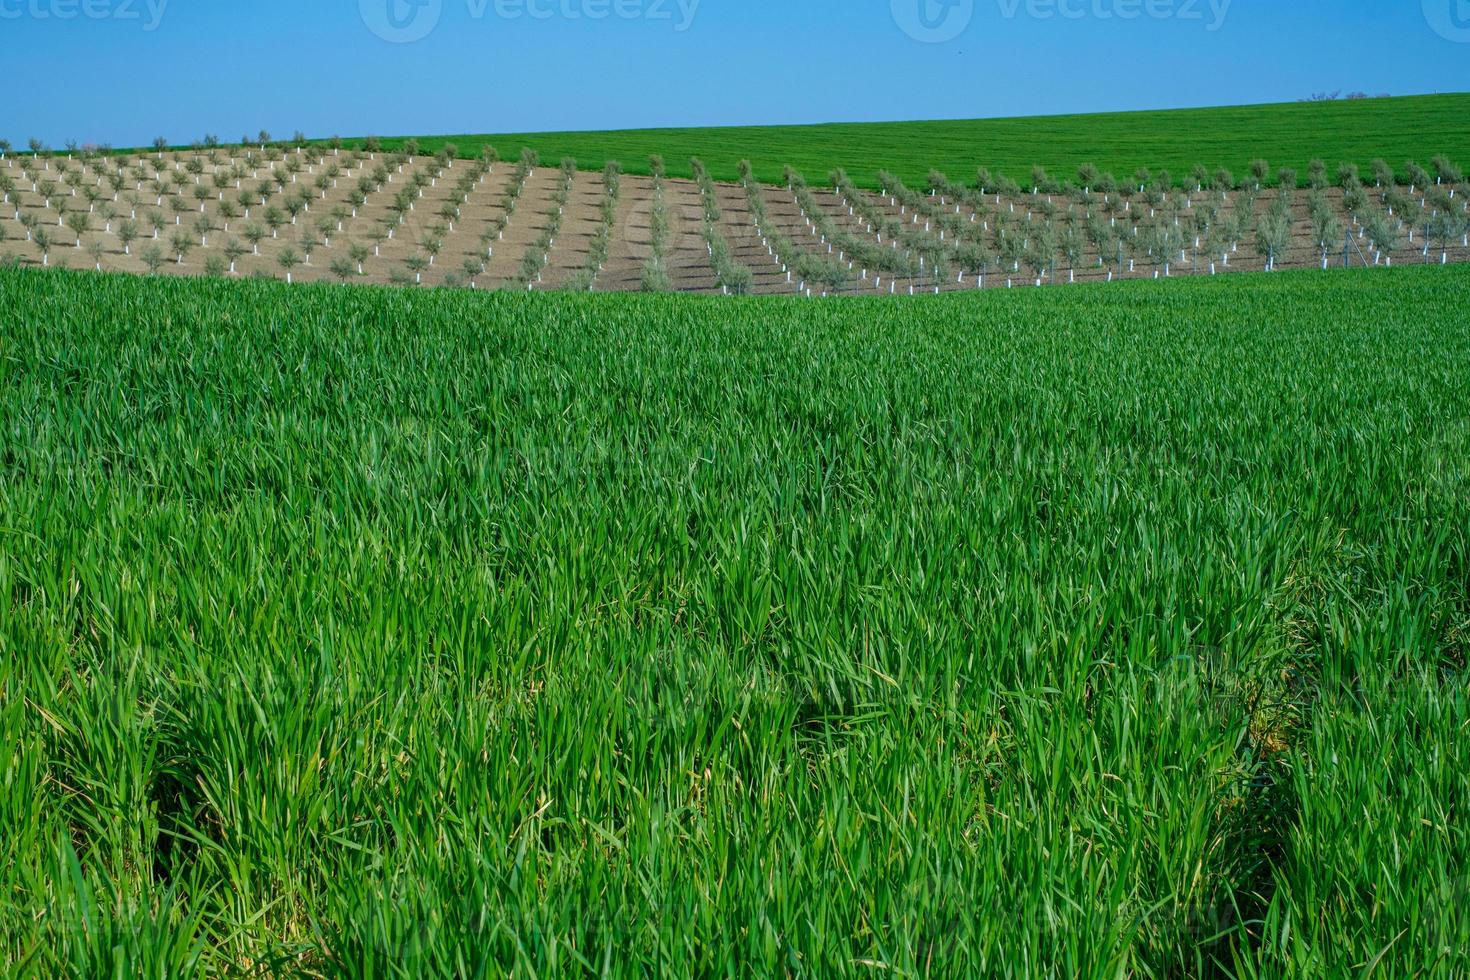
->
(4, 0), (1467, 148)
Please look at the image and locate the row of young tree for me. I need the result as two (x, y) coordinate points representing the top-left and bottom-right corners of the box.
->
(564, 161), (622, 292)
(5, 132), (453, 162)
(786, 170), (933, 293)
(3, 142), (1464, 291)
(732, 164), (850, 296)
(6, 137), (481, 231)
(968, 155), (1465, 198)
(3, 139), (499, 282)
(9, 132), (1462, 199)
(640, 156), (673, 293)
(1, 141), (584, 288)
(512, 157), (576, 289)
(842, 156), (1470, 286)
(738, 162), (802, 292)
(690, 158), (752, 295)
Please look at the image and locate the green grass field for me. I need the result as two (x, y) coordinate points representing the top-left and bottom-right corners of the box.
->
(2, 265), (1468, 977)
(343, 93), (1470, 190)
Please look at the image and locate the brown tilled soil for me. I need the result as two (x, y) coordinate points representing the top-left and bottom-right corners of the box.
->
(2, 149), (1466, 295)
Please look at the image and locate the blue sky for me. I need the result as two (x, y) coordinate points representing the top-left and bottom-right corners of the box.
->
(4, 0), (1466, 147)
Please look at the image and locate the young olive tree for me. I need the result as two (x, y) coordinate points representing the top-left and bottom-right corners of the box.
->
(329, 256), (357, 282)
(1404, 160), (1431, 192)
(1153, 222), (1184, 276)
(462, 256), (484, 288)
(170, 229), (193, 265)
(1059, 222), (1084, 282)
(276, 246), (301, 282)
(65, 209), (91, 248)
(1254, 212), (1290, 271)
(141, 242), (165, 273)
(1311, 210), (1341, 268)
(115, 218), (138, 256)
(1431, 154), (1463, 189)
(403, 253), (428, 284)
(86, 238), (106, 271)
(348, 241), (370, 275)
(33, 227), (52, 266)
(1364, 212), (1399, 264)
(298, 233), (317, 267)
(242, 222), (266, 255)
(223, 238), (246, 274)
(1249, 159), (1270, 190)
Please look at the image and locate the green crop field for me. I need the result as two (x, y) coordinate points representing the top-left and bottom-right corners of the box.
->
(336, 93), (1470, 191)
(2, 264), (1468, 977)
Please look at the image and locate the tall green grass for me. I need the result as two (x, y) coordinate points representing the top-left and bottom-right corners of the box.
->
(341, 93), (1470, 190)
(0, 265), (1466, 976)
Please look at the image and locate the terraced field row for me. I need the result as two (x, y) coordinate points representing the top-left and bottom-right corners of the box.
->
(2, 145), (1466, 295)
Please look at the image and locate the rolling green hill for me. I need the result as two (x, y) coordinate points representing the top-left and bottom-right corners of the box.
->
(351, 93), (1469, 189)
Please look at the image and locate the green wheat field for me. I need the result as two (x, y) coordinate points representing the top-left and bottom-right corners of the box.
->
(1, 261), (1466, 976)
